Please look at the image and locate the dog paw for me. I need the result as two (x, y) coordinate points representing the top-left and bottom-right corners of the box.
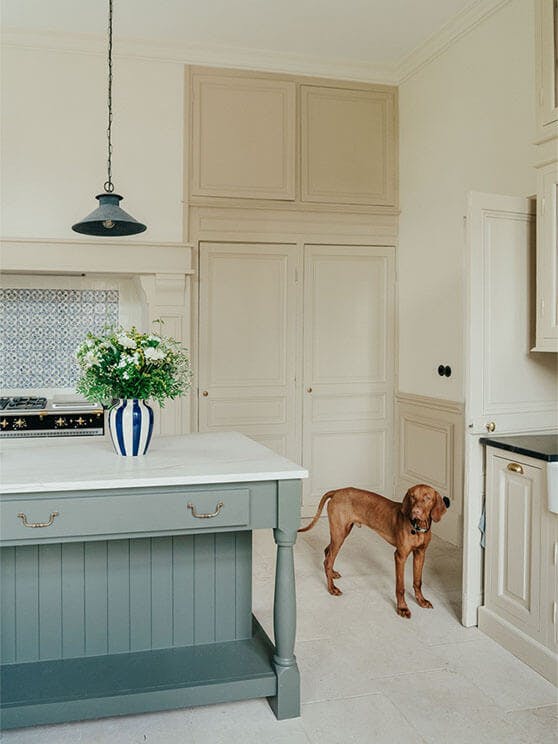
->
(397, 606), (411, 619)
(328, 585), (343, 596)
(331, 570), (341, 579)
(417, 598), (433, 609)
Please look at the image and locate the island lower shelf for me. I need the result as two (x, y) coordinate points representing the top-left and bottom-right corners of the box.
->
(1, 617), (277, 729)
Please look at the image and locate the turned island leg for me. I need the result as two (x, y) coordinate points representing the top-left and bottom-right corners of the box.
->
(268, 479), (301, 720)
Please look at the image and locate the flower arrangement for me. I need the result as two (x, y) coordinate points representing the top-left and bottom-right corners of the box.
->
(75, 325), (192, 406)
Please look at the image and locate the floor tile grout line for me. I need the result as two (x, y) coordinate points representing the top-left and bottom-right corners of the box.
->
(301, 690), (385, 707)
(503, 701), (558, 714)
(427, 638), (484, 648)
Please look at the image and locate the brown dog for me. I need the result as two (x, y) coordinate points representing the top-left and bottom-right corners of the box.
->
(299, 484), (450, 618)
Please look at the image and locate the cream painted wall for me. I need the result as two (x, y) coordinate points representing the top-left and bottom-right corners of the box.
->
(398, 0), (536, 401)
(0, 46), (184, 242)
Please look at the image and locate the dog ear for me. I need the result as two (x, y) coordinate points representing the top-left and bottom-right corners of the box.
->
(431, 491), (448, 522)
(401, 488), (413, 517)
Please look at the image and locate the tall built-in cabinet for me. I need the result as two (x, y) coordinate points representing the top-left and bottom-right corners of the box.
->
(186, 66), (398, 513)
(534, 0), (558, 352)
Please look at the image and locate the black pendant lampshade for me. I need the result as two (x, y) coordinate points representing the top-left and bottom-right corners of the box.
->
(72, 193), (146, 236)
(72, 0), (146, 237)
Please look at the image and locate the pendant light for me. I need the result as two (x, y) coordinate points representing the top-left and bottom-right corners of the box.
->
(72, 0), (146, 236)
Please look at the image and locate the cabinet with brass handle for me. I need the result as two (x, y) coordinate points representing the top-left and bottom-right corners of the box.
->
(480, 445), (557, 684)
(187, 501), (224, 519)
(507, 462), (524, 475)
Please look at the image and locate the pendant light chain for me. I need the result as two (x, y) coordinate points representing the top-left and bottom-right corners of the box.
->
(72, 0), (146, 235)
(104, 0), (114, 193)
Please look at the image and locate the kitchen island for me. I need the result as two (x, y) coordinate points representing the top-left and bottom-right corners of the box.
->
(0, 432), (307, 729)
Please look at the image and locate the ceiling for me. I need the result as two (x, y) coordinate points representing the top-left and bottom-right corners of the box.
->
(1, 0), (503, 81)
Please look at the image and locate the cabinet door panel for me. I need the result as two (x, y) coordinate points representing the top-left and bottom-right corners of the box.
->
(536, 0), (558, 130)
(301, 85), (396, 206)
(485, 452), (543, 639)
(191, 72), (295, 200)
(198, 242), (300, 461)
(467, 193), (557, 433)
(302, 245), (395, 510)
(535, 165), (558, 349)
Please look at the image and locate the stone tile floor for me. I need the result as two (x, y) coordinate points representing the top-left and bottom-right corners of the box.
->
(2, 519), (557, 743)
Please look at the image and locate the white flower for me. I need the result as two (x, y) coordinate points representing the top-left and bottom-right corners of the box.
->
(118, 354), (134, 368)
(83, 351), (99, 367)
(145, 346), (166, 361)
(86, 338), (95, 348)
(117, 334), (136, 349)
(122, 371), (129, 380)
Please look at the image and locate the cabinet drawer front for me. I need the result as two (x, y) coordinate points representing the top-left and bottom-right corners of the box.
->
(0, 489), (250, 542)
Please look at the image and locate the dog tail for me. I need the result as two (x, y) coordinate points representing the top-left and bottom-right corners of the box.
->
(298, 490), (336, 533)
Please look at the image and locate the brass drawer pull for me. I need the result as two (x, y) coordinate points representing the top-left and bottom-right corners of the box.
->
(17, 511), (59, 528)
(187, 501), (224, 519)
(507, 462), (524, 475)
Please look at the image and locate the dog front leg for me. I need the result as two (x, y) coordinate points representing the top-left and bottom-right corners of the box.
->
(394, 549), (411, 618)
(412, 547), (433, 609)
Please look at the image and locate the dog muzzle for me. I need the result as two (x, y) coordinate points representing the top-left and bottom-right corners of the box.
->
(410, 519), (430, 535)
(443, 496), (450, 508)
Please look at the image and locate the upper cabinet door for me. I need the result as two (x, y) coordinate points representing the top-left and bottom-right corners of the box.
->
(191, 71), (296, 200)
(466, 192), (558, 434)
(301, 85), (397, 207)
(536, 0), (558, 132)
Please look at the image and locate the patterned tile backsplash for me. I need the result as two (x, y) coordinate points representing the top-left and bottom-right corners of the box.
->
(0, 288), (119, 389)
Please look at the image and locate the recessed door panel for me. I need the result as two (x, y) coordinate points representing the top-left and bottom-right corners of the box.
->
(301, 86), (396, 206)
(485, 452), (543, 637)
(198, 242), (300, 461)
(192, 72), (295, 200)
(302, 245), (395, 511)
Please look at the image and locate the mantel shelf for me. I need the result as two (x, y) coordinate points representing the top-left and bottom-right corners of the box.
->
(0, 238), (194, 276)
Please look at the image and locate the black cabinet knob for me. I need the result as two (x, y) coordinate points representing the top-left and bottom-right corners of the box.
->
(437, 364), (452, 378)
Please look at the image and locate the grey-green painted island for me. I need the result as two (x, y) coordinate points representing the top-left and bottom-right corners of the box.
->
(0, 432), (308, 730)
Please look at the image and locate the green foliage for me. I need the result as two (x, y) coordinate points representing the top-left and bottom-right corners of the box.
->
(75, 325), (192, 406)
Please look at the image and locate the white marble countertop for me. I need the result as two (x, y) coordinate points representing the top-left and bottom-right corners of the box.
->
(0, 432), (308, 494)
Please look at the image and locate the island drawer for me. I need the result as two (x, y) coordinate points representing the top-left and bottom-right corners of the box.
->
(0, 487), (254, 544)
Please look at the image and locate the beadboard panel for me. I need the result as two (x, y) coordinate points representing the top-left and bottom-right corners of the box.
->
(395, 393), (464, 546)
(0, 532), (252, 664)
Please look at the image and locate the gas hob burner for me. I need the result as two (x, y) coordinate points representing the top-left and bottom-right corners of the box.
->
(5, 397), (47, 411)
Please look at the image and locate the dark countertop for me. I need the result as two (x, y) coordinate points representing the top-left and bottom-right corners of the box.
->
(480, 434), (558, 462)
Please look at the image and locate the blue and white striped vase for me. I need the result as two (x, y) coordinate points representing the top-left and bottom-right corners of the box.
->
(108, 399), (154, 456)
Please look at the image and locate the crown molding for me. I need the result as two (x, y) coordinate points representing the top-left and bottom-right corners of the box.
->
(396, 0), (512, 83)
(1, 29), (398, 85)
(2, 1), (514, 86)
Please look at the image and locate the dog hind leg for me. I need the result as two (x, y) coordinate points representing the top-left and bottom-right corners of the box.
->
(323, 524), (351, 595)
(324, 545), (341, 579)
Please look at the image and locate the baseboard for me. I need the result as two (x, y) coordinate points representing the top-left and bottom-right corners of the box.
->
(478, 606), (557, 686)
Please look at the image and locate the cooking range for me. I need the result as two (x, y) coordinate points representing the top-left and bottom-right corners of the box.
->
(0, 396), (104, 437)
